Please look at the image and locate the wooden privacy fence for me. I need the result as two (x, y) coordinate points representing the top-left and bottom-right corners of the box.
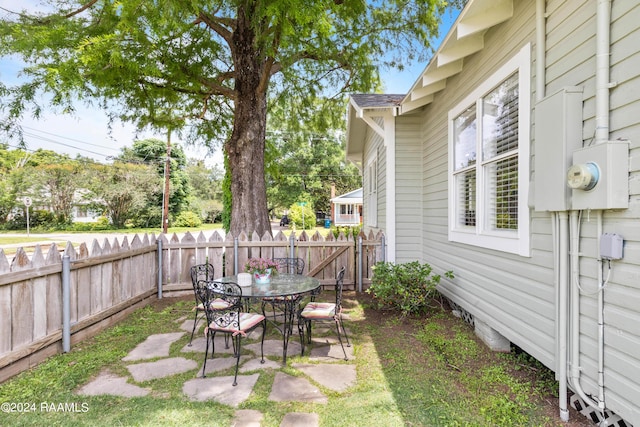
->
(0, 229), (384, 383)
(0, 234), (158, 383)
(161, 229), (385, 293)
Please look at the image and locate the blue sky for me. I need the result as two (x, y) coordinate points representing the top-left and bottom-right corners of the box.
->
(0, 3), (458, 165)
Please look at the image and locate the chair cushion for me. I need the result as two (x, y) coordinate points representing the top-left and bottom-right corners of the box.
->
(301, 302), (336, 319)
(194, 298), (231, 311)
(209, 312), (265, 334)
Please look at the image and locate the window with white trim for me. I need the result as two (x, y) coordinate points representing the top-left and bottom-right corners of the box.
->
(448, 44), (530, 256)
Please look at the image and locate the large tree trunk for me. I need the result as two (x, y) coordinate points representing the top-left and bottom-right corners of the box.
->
(225, 4), (272, 237)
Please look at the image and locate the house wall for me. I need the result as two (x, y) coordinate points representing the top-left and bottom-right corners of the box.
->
(409, 0), (640, 423)
(418, 0), (556, 366)
(395, 114), (424, 262)
(547, 0), (640, 422)
(363, 123), (385, 233)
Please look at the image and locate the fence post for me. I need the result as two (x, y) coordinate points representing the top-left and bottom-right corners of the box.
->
(289, 233), (295, 258)
(234, 237), (238, 275)
(62, 255), (71, 353)
(157, 239), (163, 299)
(357, 235), (363, 293)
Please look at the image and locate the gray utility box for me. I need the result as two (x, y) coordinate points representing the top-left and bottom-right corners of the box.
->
(534, 87), (583, 212)
(570, 141), (629, 210)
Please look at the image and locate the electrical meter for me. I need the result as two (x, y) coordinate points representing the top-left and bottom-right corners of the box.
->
(567, 162), (600, 191)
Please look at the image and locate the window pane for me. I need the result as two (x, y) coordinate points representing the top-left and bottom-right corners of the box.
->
(454, 106), (477, 171)
(482, 73), (519, 160)
(484, 156), (518, 230)
(456, 170), (476, 227)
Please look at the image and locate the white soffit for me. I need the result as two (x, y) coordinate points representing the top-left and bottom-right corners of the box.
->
(401, 0), (514, 114)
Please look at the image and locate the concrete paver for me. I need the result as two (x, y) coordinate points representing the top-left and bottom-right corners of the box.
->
(293, 363), (357, 392)
(77, 371), (150, 397)
(198, 355), (251, 377)
(75, 309), (356, 425)
(268, 372), (327, 404)
(183, 374), (260, 407)
(122, 332), (185, 361)
(127, 357), (198, 382)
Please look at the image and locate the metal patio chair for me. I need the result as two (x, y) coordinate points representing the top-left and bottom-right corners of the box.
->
(196, 280), (266, 386)
(297, 266), (350, 360)
(188, 263), (215, 345)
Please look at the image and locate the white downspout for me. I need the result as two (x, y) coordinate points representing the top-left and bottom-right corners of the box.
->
(595, 0), (612, 144)
(596, 211), (606, 410)
(536, 0), (547, 101)
(570, 210), (604, 414)
(557, 211), (570, 422)
(537, 0), (569, 420)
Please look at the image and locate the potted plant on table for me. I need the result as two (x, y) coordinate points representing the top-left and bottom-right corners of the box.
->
(245, 258), (279, 284)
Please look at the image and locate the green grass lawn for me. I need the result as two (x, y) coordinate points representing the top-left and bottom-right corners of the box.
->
(0, 293), (569, 427)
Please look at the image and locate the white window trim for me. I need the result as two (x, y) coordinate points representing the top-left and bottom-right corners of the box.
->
(447, 43), (531, 257)
(365, 152), (378, 227)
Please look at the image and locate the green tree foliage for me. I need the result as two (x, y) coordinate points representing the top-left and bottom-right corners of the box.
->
(287, 200), (316, 230)
(0, 0), (447, 236)
(85, 161), (160, 227)
(118, 138), (191, 226)
(27, 149), (94, 225)
(0, 143), (30, 224)
(265, 104), (361, 215)
(185, 159), (223, 223)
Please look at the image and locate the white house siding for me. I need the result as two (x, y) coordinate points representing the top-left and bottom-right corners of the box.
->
(553, 1), (640, 422)
(363, 127), (385, 233)
(418, 0), (556, 370)
(395, 114), (424, 262)
(403, 0), (640, 423)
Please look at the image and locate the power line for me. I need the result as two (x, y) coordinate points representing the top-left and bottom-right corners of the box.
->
(21, 125), (121, 152)
(21, 130), (113, 158)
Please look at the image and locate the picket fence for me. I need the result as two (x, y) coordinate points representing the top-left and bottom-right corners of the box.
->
(0, 229), (384, 382)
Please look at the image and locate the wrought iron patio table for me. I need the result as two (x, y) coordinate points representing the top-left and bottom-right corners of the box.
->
(217, 273), (321, 364)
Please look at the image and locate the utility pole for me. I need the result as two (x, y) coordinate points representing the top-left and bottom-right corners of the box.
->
(162, 129), (171, 234)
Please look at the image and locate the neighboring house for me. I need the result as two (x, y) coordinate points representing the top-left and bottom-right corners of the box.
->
(330, 188), (363, 226)
(346, 1), (639, 426)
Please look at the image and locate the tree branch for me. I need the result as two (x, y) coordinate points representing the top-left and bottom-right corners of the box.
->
(193, 11), (234, 45)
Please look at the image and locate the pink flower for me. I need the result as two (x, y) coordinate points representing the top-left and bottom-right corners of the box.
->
(244, 258), (279, 275)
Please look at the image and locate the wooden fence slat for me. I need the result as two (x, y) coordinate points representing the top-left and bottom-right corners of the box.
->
(207, 231), (224, 279)
(0, 283), (11, 353)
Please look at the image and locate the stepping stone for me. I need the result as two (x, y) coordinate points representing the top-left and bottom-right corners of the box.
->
(183, 373), (260, 407)
(122, 332), (185, 361)
(127, 357), (198, 382)
(280, 412), (319, 427)
(245, 339), (301, 358)
(179, 317), (203, 333)
(181, 335), (236, 354)
(269, 372), (327, 404)
(198, 355), (251, 377)
(309, 342), (354, 362)
(76, 371), (149, 397)
(293, 363), (356, 392)
(240, 357), (280, 372)
(232, 409), (263, 427)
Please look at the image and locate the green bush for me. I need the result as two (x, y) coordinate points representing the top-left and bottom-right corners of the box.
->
(173, 211), (202, 227)
(288, 203), (315, 230)
(5, 209), (56, 230)
(330, 225), (361, 239)
(367, 261), (454, 316)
